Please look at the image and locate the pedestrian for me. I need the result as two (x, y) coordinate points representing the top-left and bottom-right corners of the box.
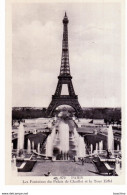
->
(44, 171), (52, 176)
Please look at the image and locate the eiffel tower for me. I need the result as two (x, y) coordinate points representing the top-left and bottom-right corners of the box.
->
(46, 12), (83, 117)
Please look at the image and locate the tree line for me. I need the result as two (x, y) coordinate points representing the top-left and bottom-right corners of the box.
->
(12, 107), (121, 122)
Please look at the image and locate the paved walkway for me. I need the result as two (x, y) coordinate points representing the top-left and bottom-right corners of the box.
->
(18, 161), (100, 176)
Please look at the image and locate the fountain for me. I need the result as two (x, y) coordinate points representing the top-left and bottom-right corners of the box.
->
(32, 141), (34, 150)
(59, 122), (69, 154)
(90, 144), (93, 155)
(17, 122), (25, 154)
(99, 140), (103, 153)
(117, 144), (120, 151)
(46, 135), (52, 157)
(45, 121), (86, 160)
(37, 143), (40, 154)
(101, 140), (103, 150)
(107, 125), (114, 152)
(95, 143), (99, 154)
(27, 139), (31, 154)
(46, 127), (56, 157)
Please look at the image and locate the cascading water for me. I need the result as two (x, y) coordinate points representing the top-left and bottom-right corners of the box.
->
(72, 128), (86, 158)
(59, 122), (69, 153)
(73, 128), (79, 150)
(46, 126), (56, 157)
(107, 125), (114, 151)
(78, 136), (86, 157)
(45, 120), (86, 159)
(17, 122), (25, 151)
(53, 132), (60, 148)
(46, 135), (52, 157)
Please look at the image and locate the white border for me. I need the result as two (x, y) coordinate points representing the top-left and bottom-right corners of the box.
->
(0, 0), (127, 194)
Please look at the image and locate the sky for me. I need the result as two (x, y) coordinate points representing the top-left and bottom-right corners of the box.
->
(12, 2), (122, 107)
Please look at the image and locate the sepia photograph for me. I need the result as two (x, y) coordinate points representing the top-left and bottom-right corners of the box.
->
(5, 0), (125, 185)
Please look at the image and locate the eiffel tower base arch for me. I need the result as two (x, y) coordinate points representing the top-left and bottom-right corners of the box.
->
(46, 95), (83, 117)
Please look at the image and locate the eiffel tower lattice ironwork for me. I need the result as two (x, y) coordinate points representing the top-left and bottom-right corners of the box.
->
(46, 12), (83, 117)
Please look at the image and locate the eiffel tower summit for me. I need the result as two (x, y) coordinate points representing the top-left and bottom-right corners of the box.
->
(46, 12), (83, 117)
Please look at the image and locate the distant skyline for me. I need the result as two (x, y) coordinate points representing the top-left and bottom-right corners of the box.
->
(12, 3), (122, 107)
